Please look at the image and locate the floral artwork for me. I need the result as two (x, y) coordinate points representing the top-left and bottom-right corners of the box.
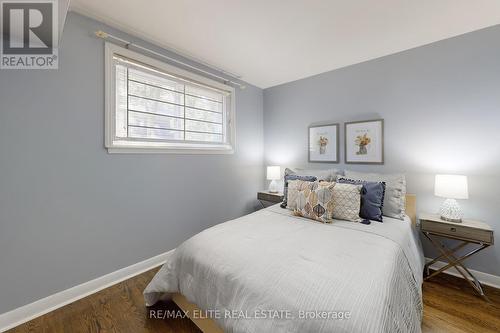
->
(318, 136), (329, 154)
(355, 133), (371, 155)
(345, 119), (383, 164)
(309, 124), (338, 163)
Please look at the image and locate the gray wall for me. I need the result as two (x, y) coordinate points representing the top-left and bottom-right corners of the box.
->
(0, 12), (263, 314)
(264, 25), (500, 276)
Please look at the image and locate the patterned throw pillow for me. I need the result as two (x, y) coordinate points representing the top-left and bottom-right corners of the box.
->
(281, 174), (317, 208)
(282, 168), (338, 209)
(294, 181), (336, 223)
(287, 179), (317, 210)
(331, 183), (363, 222)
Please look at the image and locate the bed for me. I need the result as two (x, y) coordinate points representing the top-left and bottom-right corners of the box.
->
(144, 195), (424, 333)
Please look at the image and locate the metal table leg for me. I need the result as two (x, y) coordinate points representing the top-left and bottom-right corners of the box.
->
(423, 232), (490, 301)
(424, 241), (469, 276)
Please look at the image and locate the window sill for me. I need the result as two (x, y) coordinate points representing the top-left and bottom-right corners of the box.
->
(106, 145), (234, 155)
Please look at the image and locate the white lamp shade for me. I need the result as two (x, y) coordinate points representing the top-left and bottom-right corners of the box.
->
(434, 174), (468, 199)
(266, 166), (281, 180)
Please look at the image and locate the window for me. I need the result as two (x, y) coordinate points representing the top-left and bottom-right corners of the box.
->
(105, 43), (235, 153)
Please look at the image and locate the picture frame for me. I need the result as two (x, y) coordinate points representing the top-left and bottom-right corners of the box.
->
(344, 119), (384, 164)
(308, 123), (339, 163)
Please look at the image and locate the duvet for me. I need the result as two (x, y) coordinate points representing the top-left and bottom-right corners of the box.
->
(144, 204), (424, 333)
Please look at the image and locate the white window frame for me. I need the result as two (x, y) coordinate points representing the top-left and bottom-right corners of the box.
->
(104, 43), (236, 154)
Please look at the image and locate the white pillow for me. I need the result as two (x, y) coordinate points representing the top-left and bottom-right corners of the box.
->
(331, 183), (363, 222)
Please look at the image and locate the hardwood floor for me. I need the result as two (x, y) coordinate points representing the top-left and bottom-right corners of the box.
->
(422, 272), (500, 333)
(7, 268), (500, 333)
(7, 268), (200, 333)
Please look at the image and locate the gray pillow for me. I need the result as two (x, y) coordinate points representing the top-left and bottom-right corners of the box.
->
(344, 171), (406, 220)
(284, 167), (340, 182)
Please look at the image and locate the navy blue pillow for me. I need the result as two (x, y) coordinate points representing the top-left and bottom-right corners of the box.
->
(337, 177), (386, 222)
(280, 174), (317, 208)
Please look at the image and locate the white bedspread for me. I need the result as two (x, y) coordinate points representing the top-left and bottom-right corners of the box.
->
(144, 204), (424, 333)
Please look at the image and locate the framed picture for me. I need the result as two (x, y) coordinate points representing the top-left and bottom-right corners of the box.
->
(308, 123), (339, 163)
(345, 119), (384, 164)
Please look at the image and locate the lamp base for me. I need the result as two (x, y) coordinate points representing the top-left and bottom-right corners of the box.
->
(439, 198), (463, 223)
(268, 180), (279, 193)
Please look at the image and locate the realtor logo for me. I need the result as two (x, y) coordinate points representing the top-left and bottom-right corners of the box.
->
(1, 0), (58, 69)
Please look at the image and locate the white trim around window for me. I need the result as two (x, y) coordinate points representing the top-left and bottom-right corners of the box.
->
(104, 43), (236, 154)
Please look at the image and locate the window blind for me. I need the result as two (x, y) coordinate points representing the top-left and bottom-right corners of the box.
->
(113, 56), (228, 145)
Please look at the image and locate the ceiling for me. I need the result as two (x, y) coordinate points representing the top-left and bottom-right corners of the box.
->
(70, 0), (500, 88)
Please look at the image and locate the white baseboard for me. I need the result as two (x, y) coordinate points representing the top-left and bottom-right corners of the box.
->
(425, 257), (500, 289)
(0, 250), (173, 332)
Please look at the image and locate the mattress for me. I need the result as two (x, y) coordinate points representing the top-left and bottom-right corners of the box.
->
(144, 204), (425, 333)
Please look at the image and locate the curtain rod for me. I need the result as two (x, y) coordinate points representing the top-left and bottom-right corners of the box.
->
(95, 30), (246, 89)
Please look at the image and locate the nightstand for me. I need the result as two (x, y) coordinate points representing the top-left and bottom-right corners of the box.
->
(420, 213), (494, 300)
(257, 191), (284, 208)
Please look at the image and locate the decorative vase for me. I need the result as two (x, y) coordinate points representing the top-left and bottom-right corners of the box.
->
(357, 144), (367, 155)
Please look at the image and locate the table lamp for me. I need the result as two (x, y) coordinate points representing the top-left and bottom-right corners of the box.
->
(267, 166), (280, 193)
(434, 174), (468, 222)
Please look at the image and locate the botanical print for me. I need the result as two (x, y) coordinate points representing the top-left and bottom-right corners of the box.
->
(355, 133), (371, 155)
(318, 136), (328, 154)
(309, 124), (338, 163)
(345, 119), (383, 164)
